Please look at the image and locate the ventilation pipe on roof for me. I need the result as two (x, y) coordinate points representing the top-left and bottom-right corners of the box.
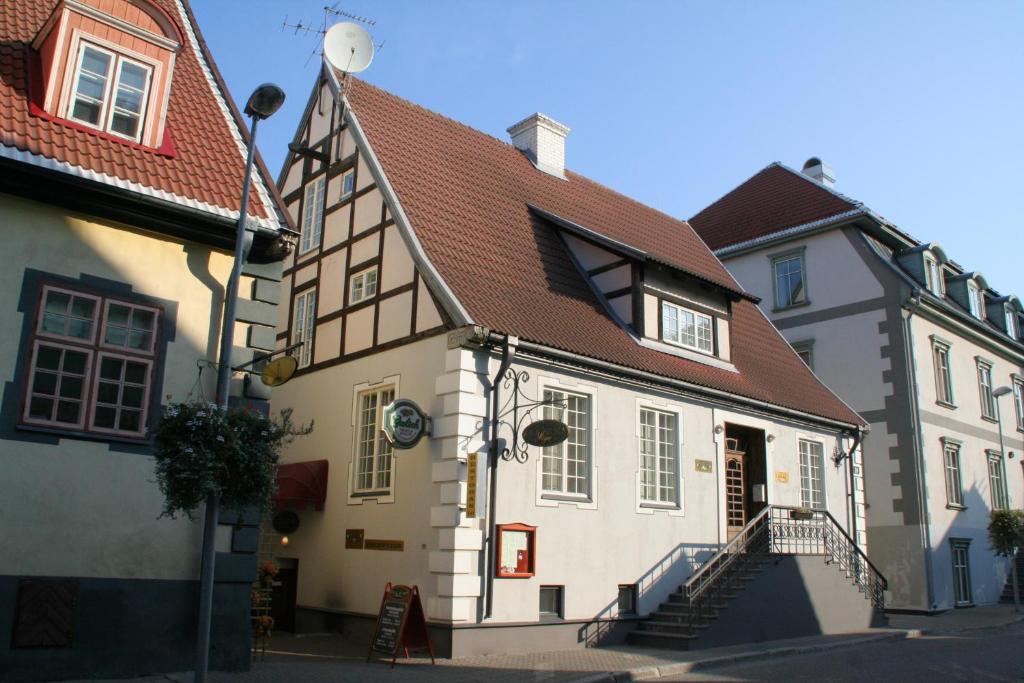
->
(802, 157), (835, 187)
(507, 113), (570, 179)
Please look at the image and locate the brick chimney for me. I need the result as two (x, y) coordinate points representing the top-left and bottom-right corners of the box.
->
(802, 157), (835, 187)
(507, 113), (570, 179)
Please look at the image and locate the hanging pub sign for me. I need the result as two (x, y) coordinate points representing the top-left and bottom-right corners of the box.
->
(381, 399), (430, 449)
(522, 419), (569, 448)
(367, 583), (435, 667)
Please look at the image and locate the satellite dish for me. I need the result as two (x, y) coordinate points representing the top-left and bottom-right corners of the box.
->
(260, 355), (298, 387)
(323, 22), (374, 74)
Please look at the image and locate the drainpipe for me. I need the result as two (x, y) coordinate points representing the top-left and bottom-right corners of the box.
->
(845, 426), (865, 548)
(903, 289), (936, 610)
(482, 335), (517, 620)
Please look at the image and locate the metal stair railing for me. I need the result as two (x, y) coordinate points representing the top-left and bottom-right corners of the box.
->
(677, 506), (887, 632)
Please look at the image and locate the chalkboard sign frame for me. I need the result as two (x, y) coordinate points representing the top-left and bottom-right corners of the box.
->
(366, 583), (435, 667)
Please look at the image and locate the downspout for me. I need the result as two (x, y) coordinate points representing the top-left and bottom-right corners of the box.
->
(845, 426), (865, 548)
(903, 289), (936, 609)
(482, 334), (517, 621)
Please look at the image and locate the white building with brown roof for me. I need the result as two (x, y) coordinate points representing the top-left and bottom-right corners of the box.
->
(690, 159), (1024, 613)
(267, 69), (884, 656)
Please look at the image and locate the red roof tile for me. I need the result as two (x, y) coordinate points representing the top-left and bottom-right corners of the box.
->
(0, 0), (283, 226)
(344, 79), (862, 427)
(689, 164), (858, 251)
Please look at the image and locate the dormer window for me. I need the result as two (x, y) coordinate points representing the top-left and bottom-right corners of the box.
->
(661, 301), (713, 354)
(923, 253), (944, 297)
(967, 281), (985, 319)
(69, 43), (152, 142)
(1006, 307), (1019, 339)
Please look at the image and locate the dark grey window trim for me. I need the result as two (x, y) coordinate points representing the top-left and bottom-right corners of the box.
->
(790, 339), (815, 371)
(769, 246), (809, 311)
(931, 338), (956, 408)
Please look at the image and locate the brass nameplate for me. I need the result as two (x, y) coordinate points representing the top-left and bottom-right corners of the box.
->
(694, 459), (713, 473)
(345, 529), (365, 549)
(365, 539), (405, 552)
(466, 453), (478, 518)
(775, 471), (790, 484)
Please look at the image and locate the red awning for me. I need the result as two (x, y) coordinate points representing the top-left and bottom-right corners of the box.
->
(274, 460), (329, 511)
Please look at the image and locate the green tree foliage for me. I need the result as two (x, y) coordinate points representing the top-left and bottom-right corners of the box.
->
(153, 403), (312, 518)
(989, 509), (1024, 557)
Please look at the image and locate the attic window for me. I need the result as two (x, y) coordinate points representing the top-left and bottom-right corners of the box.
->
(923, 253), (944, 297)
(661, 301), (713, 355)
(1006, 306), (1019, 339)
(967, 281), (985, 320)
(68, 43), (151, 142)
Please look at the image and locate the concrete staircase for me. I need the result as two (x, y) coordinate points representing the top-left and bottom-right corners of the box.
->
(999, 552), (1024, 604)
(628, 506), (888, 650)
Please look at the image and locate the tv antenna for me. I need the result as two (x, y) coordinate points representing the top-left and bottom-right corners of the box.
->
(282, 5), (382, 68)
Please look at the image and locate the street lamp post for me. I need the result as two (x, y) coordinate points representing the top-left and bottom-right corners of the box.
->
(195, 83), (285, 683)
(993, 385), (1019, 612)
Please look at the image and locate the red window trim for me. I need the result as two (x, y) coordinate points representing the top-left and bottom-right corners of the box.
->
(495, 523), (537, 579)
(24, 44), (177, 158)
(20, 282), (163, 441)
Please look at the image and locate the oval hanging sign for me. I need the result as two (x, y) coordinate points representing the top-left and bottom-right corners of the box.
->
(272, 510), (300, 534)
(382, 399), (430, 449)
(522, 419), (569, 448)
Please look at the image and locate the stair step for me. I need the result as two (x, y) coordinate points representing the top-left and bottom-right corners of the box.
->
(650, 611), (711, 625)
(627, 630), (698, 649)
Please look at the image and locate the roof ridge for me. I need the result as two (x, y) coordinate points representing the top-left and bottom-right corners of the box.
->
(689, 161), (783, 223)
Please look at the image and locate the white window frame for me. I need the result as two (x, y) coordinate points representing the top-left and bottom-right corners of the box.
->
(352, 384), (396, 494)
(987, 450), (1008, 511)
(771, 250), (807, 309)
(292, 288), (316, 368)
(932, 339), (954, 406)
(967, 281), (984, 319)
(924, 253), (944, 297)
(661, 301), (714, 355)
(1013, 378), (1024, 432)
(299, 176), (326, 254)
(539, 387), (592, 500)
(638, 407), (680, 507)
(1005, 306), (1019, 339)
(942, 439), (964, 508)
(66, 41), (152, 143)
(340, 169), (355, 201)
(798, 439), (826, 510)
(977, 359), (996, 420)
(349, 266), (378, 306)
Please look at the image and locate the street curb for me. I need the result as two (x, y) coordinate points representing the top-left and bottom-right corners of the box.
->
(568, 630), (925, 683)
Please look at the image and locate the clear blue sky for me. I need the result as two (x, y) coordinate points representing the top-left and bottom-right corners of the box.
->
(194, 1), (1023, 296)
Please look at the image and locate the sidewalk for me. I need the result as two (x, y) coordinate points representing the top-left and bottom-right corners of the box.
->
(68, 604), (1022, 683)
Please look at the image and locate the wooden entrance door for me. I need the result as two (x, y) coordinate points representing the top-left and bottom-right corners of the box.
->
(725, 442), (747, 540)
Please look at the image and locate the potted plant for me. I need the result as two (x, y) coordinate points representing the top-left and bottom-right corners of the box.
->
(989, 509), (1024, 613)
(258, 561), (279, 588)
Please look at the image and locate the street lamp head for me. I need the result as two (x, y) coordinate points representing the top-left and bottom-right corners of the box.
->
(994, 386), (1013, 398)
(244, 83), (286, 120)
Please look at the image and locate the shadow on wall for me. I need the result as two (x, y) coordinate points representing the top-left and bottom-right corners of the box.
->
(580, 542), (719, 647)
(0, 213), (255, 681)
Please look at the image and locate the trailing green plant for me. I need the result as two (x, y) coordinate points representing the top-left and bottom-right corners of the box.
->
(153, 403), (312, 519)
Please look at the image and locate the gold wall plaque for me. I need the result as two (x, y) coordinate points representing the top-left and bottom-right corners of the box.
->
(365, 539), (405, 551)
(775, 471), (790, 484)
(466, 452), (478, 518)
(694, 459), (713, 473)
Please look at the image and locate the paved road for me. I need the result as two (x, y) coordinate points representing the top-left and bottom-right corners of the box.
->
(663, 621), (1024, 682)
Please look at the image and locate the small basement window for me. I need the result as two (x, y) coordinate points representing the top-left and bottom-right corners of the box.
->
(539, 586), (563, 619)
(617, 584), (637, 615)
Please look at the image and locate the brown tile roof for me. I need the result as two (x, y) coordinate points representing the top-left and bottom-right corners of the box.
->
(344, 78), (862, 427)
(0, 0), (284, 227)
(689, 164), (859, 251)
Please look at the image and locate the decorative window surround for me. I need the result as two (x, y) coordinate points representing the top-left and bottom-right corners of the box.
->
(346, 375), (400, 505)
(770, 247), (808, 310)
(638, 407), (680, 509)
(66, 42), (152, 143)
(967, 282), (985, 320)
(976, 357), (996, 421)
(1012, 377), (1024, 432)
(924, 253), (944, 297)
(930, 336), (955, 408)
(535, 376), (598, 510)
(951, 538), (973, 607)
(798, 438), (826, 509)
(21, 284), (159, 439)
(941, 438), (964, 509)
(987, 450), (1008, 511)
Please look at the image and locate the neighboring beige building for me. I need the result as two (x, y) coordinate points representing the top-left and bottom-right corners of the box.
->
(266, 68), (882, 657)
(690, 159), (1024, 612)
(0, 1), (291, 679)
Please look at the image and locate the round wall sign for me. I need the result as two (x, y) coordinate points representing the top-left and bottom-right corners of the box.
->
(522, 419), (569, 448)
(273, 510), (300, 534)
(382, 399), (430, 449)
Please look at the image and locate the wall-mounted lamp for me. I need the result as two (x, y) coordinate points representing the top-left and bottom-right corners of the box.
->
(714, 425), (724, 435)
(766, 434), (776, 443)
(280, 536), (290, 547)
(1009, 451), (1016, 460)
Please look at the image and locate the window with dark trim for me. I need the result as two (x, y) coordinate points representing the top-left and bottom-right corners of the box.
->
(942, 439), (964, 509)
(932, 341), (954, 407)
(349, 266), (378, 305)
(987, 450), (1008, 511)
(791, 340), (814, 370)
(977, 359), (996, 420)
(772, 250), (807, 309)
(539, 585), (563, 619)
(951, 539), (972, 607)
(617, 584), (637, 615)
(22, 285), (159, 438)
(1013, 378), (1024, 432)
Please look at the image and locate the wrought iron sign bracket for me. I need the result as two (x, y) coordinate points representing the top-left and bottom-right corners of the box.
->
(496, 369), (568, 464)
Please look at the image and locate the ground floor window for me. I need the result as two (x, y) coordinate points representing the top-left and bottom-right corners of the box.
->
(639, 408), (678, 505)
(951, 539), (972, 607)
(798, 439), (825, 509)
(539, 585), (563, 619)
(617, 584), (637, 614)
(354, 385), (395, 492)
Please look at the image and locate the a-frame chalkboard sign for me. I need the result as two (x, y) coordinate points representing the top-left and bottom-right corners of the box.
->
(367, 583), (435, 667)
